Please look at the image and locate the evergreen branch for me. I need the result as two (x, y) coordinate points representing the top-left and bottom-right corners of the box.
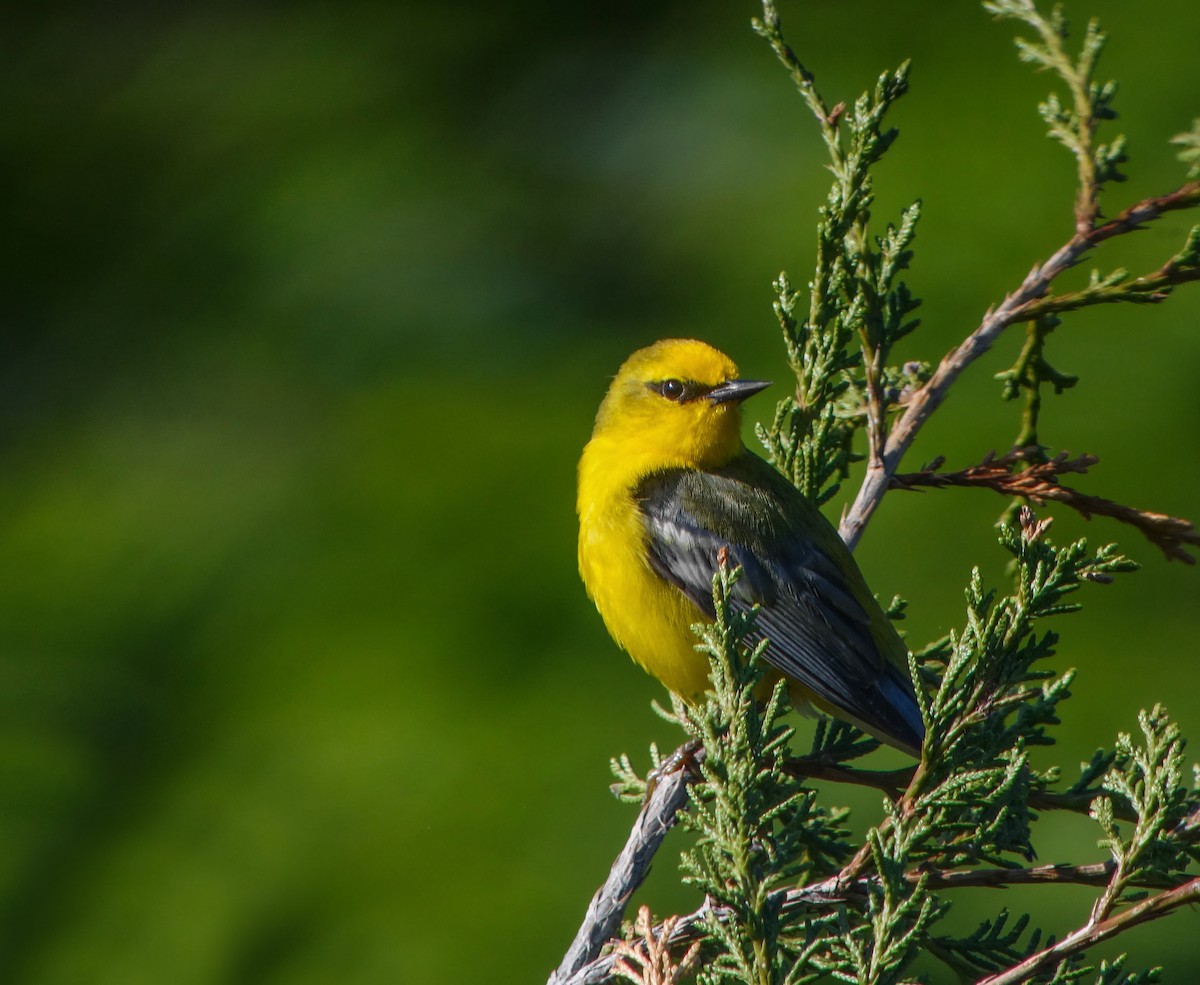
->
(1087, 707), (1197, 928)
(552, 881), (856, 985)
(839, 179), (1200, 550)
(752, 1), (839, 145)
(1021, 255), (1200, 316)
(754, 0), (921, 508)
(571, 723), (1160, 981)
(840, 510), (1137, 888)
(890, 448), (1200, 563)
(554, 729), (1188, 984)
(553, 861), (1196, 985)
(984, 0), (1122, 232)
(558, 802), (1200, 984)
(1019, 218), (1200, 321)
(975, 877), (1200, 985)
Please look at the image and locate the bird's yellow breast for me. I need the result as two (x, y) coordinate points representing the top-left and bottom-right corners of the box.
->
(576, 436), (713, 697)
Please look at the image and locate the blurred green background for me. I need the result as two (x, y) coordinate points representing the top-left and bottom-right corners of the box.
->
(2, 1), (1198, 982)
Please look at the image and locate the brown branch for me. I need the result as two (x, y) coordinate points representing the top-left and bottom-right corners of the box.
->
(838, 180), (1200, 551)
(921, 860), (1114, 890)
(890, 447), (1200, 563)
(976, 876), (1200, 985)
(890, 447), (1097, 494)
(834, 756), (932, 884)
(1091, 181), (1200, 245)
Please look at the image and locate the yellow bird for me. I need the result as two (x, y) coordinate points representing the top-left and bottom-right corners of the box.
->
(577, 339), (924, 756)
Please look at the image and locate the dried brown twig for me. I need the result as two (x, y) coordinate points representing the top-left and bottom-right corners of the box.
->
(890, 447), (1200, 563)
(607, 907), (701, 985)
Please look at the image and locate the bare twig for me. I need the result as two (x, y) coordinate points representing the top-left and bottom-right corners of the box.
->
(890, 447), (1095, 493)
(976, 877), (1200, 985)
(891, 447), (1200, 563)
(838, 180), (1200, 550)
(1091, 182), (1200, 245)
(547, 760), (697, 985)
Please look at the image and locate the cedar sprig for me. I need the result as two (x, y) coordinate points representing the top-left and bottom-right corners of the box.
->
(753, 2), (922, 504)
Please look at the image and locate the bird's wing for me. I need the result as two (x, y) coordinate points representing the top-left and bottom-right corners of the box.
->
(636, 458), (922, 750)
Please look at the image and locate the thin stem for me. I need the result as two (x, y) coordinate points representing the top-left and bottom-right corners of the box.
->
(1008, 320), (1049, 454)
(976, 877), (1200, 985)
(753, 2), (839, 150)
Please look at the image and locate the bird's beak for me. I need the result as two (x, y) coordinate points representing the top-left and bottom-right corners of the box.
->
(706, 379), (772, 404)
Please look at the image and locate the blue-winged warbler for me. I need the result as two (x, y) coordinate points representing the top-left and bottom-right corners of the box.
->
(576, 339), (924, 756)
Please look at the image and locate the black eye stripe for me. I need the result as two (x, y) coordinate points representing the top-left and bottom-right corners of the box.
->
(647, 378), (710, 402)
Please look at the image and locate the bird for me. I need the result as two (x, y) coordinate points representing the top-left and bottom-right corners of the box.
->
(576, 338), (924, 756)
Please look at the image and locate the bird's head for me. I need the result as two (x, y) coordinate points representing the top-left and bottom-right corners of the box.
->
(591, 339), (771, 470)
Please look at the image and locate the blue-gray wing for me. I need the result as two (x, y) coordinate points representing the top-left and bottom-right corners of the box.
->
(635, 459), (923, 753)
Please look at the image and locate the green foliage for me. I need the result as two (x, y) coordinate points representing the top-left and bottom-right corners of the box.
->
(669, 562), (849, 984)
(1091, 707), (1198, 897)
(753, 2), (924, 505)
(984, 0), (1127, 200)
(933, 908), (1044, 978)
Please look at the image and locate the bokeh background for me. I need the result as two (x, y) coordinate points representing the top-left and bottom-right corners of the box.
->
(3, 1), (1199, 982)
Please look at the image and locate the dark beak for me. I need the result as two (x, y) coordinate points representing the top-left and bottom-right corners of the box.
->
(706, 379), (772, 405)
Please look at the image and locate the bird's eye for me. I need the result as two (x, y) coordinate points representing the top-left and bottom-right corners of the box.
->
(656, 379), (686, 401)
